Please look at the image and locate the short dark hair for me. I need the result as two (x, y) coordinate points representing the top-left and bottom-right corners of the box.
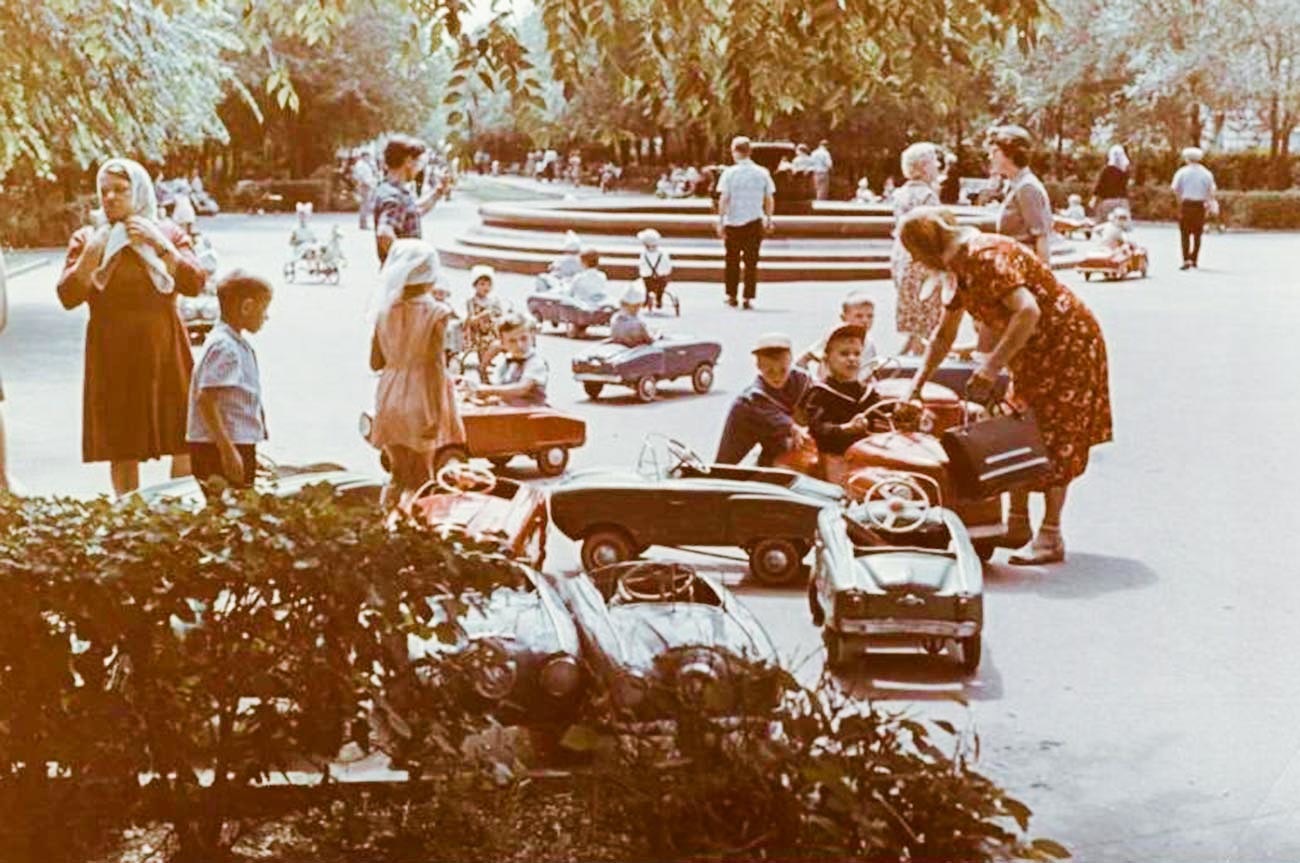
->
(985, 125), (1033, 168)
(217, 269), (273, 319)
(383, 134), (425, 170)
(579, 247), (600, 267)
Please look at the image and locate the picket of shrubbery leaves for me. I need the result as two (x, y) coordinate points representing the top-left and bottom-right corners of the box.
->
(0, 487), (1065, 861)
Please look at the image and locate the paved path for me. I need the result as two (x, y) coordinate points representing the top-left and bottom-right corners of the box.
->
(3, 198), (1299, 860)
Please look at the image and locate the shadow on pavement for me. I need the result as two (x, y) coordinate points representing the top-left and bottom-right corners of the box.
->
(983, 551), (1157, 599)
(834, 650), (1005, 703)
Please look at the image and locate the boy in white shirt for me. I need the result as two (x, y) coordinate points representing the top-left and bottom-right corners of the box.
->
(636, 228), (673, 312)
(795, 291), (879, 380)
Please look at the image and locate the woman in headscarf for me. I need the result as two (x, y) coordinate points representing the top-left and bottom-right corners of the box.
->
(1091, 144), (1131, 222)
(369, 239), (465, 507)
(56, 157), (206, 496)
(900, 207), (1112, 565)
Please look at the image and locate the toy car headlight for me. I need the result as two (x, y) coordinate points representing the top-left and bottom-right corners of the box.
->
(611, 672), (647, 710)
(471, 644), (518, 701)
(836, 590), (870, 619)
(540, 654), (581, 697)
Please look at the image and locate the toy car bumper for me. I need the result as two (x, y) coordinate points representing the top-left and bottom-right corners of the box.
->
(837, 618), (979, 638)
(573, 373), (623, 383)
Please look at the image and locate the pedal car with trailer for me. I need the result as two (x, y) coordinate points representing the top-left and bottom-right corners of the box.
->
(549, 436), (845, 585)
(809, 474), (984, 674)
(572, 336), (721, 402)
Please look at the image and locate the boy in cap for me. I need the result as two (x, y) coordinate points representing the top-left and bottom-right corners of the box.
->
(610, 283), (654, 347)
(800, 323), (881, 455)
(796, 290), (878, 379)
(715, 333), (812, 465)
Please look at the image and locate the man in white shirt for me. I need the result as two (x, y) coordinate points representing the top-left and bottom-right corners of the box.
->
(716, 136), (775, 309)
(1171, 147), (1217, 270)
(351, 152), (378, 230)
(810, 140), (833, 200)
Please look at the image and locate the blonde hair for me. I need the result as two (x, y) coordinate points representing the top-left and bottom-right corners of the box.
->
(900, 142), (939, 181)
(898, 207), (964, 267)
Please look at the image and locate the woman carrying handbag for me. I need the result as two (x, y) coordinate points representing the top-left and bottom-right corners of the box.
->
(898, 207), (1113, 565)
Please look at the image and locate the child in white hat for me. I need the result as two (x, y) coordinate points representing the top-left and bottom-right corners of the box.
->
(610, 283), (654, 347)
(535, 230), (584, 292)
(636, 228), (673, 312)
(289, 202), (319, 261)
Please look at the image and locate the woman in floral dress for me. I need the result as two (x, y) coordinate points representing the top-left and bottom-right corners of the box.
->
(899, 207), (1112, 565)
(890, 142), (944, 355)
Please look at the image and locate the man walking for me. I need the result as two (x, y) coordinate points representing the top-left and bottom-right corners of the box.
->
(351, 151), (377, 230)
(1171, 147), (1217, 270)
(716, 136), (775, 309)
(810, 139), (833, 200)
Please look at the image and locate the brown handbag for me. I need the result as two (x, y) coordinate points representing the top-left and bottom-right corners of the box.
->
(941, 403), (1050, 498)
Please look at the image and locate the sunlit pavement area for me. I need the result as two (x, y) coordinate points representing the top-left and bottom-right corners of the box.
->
(5, 192), (1300, 860)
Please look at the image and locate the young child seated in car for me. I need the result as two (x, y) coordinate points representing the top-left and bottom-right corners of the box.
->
(288, 202), (319, 260)
(1093, 207), (1136, 251)
(567, 247), (611, 306)
(1061, 193), (1088, 221)
(796, 290), (878, 380)
(473, 313), (549, 407)
(800, 324), (880, 456)
(535, 231), (583, 292)
(609, 283), (654, 347)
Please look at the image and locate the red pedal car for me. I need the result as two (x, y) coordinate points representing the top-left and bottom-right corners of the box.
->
(404, 462), (549, 569)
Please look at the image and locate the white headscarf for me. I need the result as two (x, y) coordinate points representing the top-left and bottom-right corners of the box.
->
(371, 239), (440, 323)
(1107, 145), (1130, 173)
(93, 158), (174, 294)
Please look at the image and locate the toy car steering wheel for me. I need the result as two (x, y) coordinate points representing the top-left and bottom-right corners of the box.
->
(859, 398), (936, 434)
(863, 475), (931, 533)
(435, 461), (497, 495)
(615, 565), (697, 603)
(665, 438), (708, 475)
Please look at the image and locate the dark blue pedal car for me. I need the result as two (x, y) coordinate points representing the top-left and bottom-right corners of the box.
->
(526, 289), (617, 339)
(572, 336), (722, 402)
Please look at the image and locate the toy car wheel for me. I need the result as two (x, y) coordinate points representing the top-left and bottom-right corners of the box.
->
(957, 634), (982, 675)
(748, 538), (804, 586)
(432, 445), (470, 473)
(1082, 271), (1092, 282)
(534, 446), (569, 477)
(691, 363), (715, 394)
(583, 381), (604, 400)
(489, 456), (512, 471)
(822, 629), (852, 671)
(581, 528), (635, 571)
(635, 376), (658, 403)
(567, 322), (586, 339)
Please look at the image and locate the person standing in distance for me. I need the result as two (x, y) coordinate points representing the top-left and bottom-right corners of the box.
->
(373, 135), (437, 266)
(1171, 147), (1217, 270)
(810, 139), (834, 200)
(716, 136), (775, 310)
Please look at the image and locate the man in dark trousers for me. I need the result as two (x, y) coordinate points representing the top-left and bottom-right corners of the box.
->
(715, 136), (775, 309)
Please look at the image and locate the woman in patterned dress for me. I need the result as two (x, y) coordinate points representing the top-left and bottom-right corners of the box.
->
(899, 207), (1113, 565)
(891, 142), (945, 355)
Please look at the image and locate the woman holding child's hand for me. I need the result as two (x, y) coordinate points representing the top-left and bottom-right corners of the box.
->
(898, 207), (1112, 566)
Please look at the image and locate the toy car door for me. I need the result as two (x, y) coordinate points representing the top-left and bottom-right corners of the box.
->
(658, 482), (730, 546)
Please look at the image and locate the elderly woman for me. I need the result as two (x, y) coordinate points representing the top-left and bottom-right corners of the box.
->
(1171, 147), (1218, 270)
(891, 142), (944, 355)
(900, 207), (1112, 565)
(985, 125), (1052, 263)
(57, 158), (206, 496)
(1091, 144), (1131, 222)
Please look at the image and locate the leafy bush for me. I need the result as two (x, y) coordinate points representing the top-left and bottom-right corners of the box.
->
(0, 487), (517, 862)
(1041, 180), (1300, 229)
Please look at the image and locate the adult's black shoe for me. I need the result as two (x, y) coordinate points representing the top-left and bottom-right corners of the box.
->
(743, 299), (753, 310)
(725, 296), (738, 307)
(1180, 261), (1191, 270)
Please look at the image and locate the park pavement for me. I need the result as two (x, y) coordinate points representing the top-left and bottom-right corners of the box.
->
(3, 193), (1300, 860)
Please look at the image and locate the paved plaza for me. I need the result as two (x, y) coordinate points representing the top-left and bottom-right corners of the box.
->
(4, 190), (1300, 860)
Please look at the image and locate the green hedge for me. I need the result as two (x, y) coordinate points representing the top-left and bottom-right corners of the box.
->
(0, 488), (1063, 863)
(1042, 180), (1300, 229)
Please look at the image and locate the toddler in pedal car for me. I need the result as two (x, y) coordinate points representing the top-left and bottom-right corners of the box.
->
(609, 283), (654, 347)
(474, 313), (550, 407)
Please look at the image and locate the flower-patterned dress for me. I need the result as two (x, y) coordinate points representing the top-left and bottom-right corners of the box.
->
(891, 180), (944, 338)
(948, 233), (1113, 487)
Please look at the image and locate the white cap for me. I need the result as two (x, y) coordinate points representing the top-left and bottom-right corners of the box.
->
(469, 263), (495, 283)
(621, 283), (646, 305)
(562, 230), (581, 252)
(637, 228), (661, 243)
(752, 332), (793, 354)
(295, 201), (313, 214)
